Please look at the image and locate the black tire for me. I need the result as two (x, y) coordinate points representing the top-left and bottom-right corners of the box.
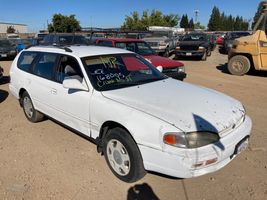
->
(21, 92), (44, 123)
(228, 55), (251, 76)
(201, 51), (207, 61)
(103, 127), (146, 183)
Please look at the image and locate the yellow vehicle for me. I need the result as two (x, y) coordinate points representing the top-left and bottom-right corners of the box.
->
(228, 1), (267, 75)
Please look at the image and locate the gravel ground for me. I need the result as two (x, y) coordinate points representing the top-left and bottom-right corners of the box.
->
(0, 47), (266, 200)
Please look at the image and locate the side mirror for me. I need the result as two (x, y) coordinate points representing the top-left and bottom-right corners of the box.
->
(156, 66), (163, 72)
(63, 76), (88, 91)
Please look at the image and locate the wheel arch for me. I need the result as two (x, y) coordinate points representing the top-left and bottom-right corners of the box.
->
(97, 120), (138, 154)
(18, 88), (27, 106)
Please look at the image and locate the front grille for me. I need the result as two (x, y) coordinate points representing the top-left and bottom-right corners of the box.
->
(147, 42), (158, 47)
(180, 45), (199, 51)
(162, 67), (178, 73)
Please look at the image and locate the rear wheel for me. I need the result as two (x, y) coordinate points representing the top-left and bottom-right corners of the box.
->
(21, 92), (44, 122)
(228, 55), (251, 76)
(103, 127), (146, 183)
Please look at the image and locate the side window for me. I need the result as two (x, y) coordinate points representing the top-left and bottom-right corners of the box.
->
(55, 55), (83, 83)
(17, 52), (38, 72)
(32, 53), (57, 80)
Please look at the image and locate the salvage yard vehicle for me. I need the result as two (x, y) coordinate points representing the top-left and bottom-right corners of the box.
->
(0, 39), (17, 59)
(222, 31), (251, 54)
(96, 38), (186, 80)
(41, 33), (89, 46)
(143, 31), (178, 57)
(175, 32), (212, 60)
(228, 1), (267, 75)
(9, 45), (252, 183)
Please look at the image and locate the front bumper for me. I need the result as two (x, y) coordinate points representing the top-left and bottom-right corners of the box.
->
(175, 49), (205, 57)
(138, 115), (252, 178)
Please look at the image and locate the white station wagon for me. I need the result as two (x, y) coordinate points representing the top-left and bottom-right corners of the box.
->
(9, 45), (252, 182)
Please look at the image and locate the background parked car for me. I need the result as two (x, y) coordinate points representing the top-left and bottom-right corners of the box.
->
(142, 31), (178, 57)
(41, 33), (89, 46)
(222, 31), (251, 53)
(175, 32), (212, 60)
(15, 38), (40, 52)
(96, 38), (186, 80)
(0, 39), (17, 59)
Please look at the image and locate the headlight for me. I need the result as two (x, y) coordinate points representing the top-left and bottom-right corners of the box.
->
(227, 43), (233, 48)
(163, 132), (220, 148)
(199, 46), (205, 50)
(178, 66), (185, 72)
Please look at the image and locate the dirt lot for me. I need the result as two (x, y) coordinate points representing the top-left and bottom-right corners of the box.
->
(0, 48), (267, 200)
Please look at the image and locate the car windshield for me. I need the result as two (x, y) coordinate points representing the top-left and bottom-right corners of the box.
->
(58, 35), (88, 45)
(115, 42), (154, 55)
(182, 34), (207, 41)
(0, 40), (12, 46)
(82, 54), (166, 91)
(230, 32), (250, 39)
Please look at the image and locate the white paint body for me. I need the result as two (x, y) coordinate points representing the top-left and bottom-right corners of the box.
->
(9, 46), (252, 178)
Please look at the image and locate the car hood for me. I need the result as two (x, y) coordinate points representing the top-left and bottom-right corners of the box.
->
(143, 55), (184, 68)
(102, 78), (245, 135)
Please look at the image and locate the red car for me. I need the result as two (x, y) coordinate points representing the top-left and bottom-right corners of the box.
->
(95, 38), (186, 81)
(216, 35), (225, 45)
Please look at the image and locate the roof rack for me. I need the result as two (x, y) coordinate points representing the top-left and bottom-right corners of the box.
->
(25, 45), (73, 53)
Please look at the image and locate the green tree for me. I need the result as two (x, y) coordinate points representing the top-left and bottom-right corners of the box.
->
(208, 6), (221, 31)
(180, 14), (189, 28)
(189, 18), (194, 29)
(6, 26), (16, 33)
(121, 10), (179, 31)
(48, 14), (81, 33)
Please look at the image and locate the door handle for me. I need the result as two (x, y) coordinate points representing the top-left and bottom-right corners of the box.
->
(51, 88), (57, 95)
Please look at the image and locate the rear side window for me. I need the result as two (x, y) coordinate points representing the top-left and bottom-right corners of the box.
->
(17, 52), (38, 72)
(32, 53), (57, 80)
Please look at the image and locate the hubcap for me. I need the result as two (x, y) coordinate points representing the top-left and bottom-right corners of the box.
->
(232, 60), (244, 72)
(23, 97), (33, 118)
(106, 139), (130, 176)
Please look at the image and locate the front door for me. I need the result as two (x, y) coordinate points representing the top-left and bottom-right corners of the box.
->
(259, 20), (267, 69)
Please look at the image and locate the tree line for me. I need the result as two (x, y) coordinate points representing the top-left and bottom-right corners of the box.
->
(47, 5), (259, 33)
(207, 7), (249, 31)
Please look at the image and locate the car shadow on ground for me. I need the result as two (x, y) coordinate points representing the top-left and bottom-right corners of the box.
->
(0, 89), (9, 103)
(127, 183), (159, 200)
(0, 76), (10, 85)
(217, 63), (267, 77)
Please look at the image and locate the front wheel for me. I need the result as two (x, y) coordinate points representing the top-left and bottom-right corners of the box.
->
(21, 92), (44, 122)
(103, 127), (146, 183)
(228, 55), (251, 76)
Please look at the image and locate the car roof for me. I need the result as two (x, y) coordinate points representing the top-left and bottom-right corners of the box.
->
(25, 45), (134, 58)
(97, 38), (145, 42)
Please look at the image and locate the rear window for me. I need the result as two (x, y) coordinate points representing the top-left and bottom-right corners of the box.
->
(17, 52), (39, 72)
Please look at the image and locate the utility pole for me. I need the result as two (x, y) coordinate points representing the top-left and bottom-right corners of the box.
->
(194, 10), (199, 23)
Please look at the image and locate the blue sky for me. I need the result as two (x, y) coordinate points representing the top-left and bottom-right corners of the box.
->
(0, 0), (261, 32)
